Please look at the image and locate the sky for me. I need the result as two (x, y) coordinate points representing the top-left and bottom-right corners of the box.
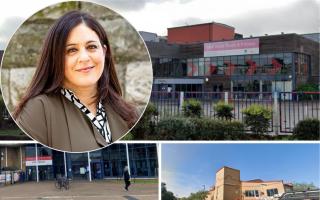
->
(162, 143), (320, 198)
(0, 0), (319, 49)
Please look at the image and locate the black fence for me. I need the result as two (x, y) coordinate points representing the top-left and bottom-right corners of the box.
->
(279, 92), (320, 133)
(150, 91), (319, 134)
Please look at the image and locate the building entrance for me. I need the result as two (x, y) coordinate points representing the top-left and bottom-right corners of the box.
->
(91, 161), (103, 179)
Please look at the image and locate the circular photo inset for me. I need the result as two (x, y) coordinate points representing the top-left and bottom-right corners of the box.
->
(1, 1), (153, 152)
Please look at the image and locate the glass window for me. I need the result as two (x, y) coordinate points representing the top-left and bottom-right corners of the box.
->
(252, 55), (260, 66)
(102, 144), (127, 177)
(199, 58), (204, 76)
(210, 57), (218, 75)
(90, 150), (102, 160)
(187, 59), (193, 77)
(245, 190), (259, 197)
(260, 54), (268, 74)
(38, 146), (52, 157)
(237, 56), (244, 66)
(255, 190), (259, 197)
(204, 58), (210, 76)
(193, 58), (199, 76)
(267, 188), (279, 196)
(217, 57), (224, 75)
(181, 59), (187, 76)
(26, 144), (36, 157)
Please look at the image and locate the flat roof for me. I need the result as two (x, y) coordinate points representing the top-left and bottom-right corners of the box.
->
(168, 22), (235, 30)
(216, 166), (240, 173)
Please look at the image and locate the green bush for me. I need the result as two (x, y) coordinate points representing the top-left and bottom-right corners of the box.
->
(155, 117), (195, 140)
(296, 83), (319, 92)
(296, 83), (320, 100)
(242, 104), (272, 134)
(182, 99), (202, 117)
(292, 118), (320, 140)
(128, 103), (158, 140)
(155, 117), (245, 140)
(214, 101), (233, 120)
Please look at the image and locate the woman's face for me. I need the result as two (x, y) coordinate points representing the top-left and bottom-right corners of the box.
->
(63, 23), (106, 91)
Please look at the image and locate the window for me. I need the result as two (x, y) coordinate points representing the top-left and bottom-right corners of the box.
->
(187, 59), (193, 77)
(267, 188), (279, 196)
(193, 58), (199, 76)
(245, 190), (259, 197)
(199, 58), (205, 76)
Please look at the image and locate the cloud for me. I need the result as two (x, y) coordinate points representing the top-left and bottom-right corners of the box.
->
(172, 17), (208, 27)
(223, 0), (320, 36)
(95, 0), (194, 11)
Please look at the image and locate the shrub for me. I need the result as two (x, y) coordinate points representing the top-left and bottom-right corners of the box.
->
(128, 103), (158, 140)
(182, 99), (202, 117)
(292, 118), (320, 140)
(242, 104), (272, 134)
(155, 117), (195, 140)
(296, 83), (319, 92)
(296, 84), (320, 100)
(214, 101), (233, 120)
(155, 117), (245, 140)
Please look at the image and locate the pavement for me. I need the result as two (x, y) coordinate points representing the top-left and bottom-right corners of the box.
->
(0, 180), (158, 200)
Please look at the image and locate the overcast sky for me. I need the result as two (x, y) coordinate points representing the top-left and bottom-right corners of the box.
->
(0, 0), (319, 49)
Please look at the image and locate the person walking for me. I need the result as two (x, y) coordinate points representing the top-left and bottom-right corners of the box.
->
(123, 166), (131, 191)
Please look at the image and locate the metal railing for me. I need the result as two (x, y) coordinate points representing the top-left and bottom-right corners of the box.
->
(279, 92), (320, 133)
(150, 91), (320, 134)
(278, 190), (320, 200)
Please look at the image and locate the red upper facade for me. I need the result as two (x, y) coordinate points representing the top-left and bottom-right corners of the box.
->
(167, 22), (235, 44)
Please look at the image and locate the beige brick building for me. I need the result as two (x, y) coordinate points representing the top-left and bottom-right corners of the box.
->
(206, 166), (293, 200)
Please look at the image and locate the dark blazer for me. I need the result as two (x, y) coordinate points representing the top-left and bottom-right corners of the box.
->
(124, 170), (130, 181)
(16, 93), (129, 152)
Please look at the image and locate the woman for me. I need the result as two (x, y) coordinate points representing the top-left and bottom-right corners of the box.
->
(13, 11), (138, 152)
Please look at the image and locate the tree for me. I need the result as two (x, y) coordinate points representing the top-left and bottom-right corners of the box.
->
(162, 182), (177, 200)
(292, 182), (318, 191)
(179, 190), (208, 200)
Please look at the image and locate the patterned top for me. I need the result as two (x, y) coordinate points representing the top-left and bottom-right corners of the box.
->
(60, 88), (111, 143)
